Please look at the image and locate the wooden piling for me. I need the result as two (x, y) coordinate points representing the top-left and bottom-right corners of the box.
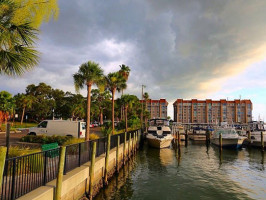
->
(178, 131), (181, 147)
(133, 132), (136, 154)
(128, 133), (131, 158)
(123, 132), (127, 165)
(116, 136), (120, 173)
(261, 132), (264, 151)
(185, 129), (188, 142)
(206, 130), (210, 144)
(0, 146), (7, 190)
(89, 142), (97, 200)
(55, 146), (66, 200)
(104, 134), (111, 185)
(247, 131), (251, 140)
(219, 134), (222, 151)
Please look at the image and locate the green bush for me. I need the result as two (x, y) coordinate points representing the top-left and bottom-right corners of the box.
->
(21, 135), (71, 145)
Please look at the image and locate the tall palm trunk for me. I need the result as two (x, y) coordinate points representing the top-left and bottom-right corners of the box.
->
(86, 83), (92, 141)
(112, 89), (116, 135)
(125, 105), (128, 132)
(100, 109), (103, 125)
(21, 106), (25, 125)
(121, 89), (124, 120)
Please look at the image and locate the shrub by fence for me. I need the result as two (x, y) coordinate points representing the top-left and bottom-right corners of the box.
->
(0, 130), (139, 200)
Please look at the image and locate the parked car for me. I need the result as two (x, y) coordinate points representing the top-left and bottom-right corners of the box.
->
(28, 120), (86, 138)
(89, 124), (94, 128)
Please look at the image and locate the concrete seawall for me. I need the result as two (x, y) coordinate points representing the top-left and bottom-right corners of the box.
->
(17, 133), (140, 200)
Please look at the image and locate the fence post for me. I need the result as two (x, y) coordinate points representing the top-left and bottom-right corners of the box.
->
(89, 142), (96, 200)
(55, 146), (66, 200)
(43, 151), (48, 185)
(11, 159), (16, 200)
(104, 134), (111, 186)
(116, 136), (120, 173)
(128, 133), (131, 158)
(78, 143), (81, 167)
(6, 123), (10, 158)
(123, 132), (127, 165)
(0, 146), (7, 191)
(261, 132), (264, 151)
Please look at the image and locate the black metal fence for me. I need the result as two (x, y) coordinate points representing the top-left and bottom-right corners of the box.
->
(0, 129), (140, 200)
(0, 148), (59, 200)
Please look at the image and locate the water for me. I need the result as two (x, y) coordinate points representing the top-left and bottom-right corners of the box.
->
(95, 142), (266, 200)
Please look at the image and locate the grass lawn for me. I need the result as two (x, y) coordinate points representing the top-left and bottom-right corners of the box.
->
(0, 121), (38, 132)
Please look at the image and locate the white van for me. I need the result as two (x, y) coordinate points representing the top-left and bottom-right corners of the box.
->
(28, 120), (86, 138)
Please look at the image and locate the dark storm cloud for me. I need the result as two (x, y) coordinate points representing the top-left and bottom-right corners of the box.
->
(1, 0), (266, 108)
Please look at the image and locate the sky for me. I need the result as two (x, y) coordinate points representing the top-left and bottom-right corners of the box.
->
(0, 0), (266, 120)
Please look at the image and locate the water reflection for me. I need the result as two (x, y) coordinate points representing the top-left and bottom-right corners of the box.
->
(95, 142), (266, 200)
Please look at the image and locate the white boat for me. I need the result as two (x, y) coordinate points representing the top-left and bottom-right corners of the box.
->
(249, 131), (266, 148)
(248, 121), (266, 148)
(146, 119), (173, 148)
(211, 127), (246, 149)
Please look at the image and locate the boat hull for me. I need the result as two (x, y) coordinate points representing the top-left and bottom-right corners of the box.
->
(211, 138), (244, 149)
(147, 138), (172, 148)
(189, 134), (206, 141)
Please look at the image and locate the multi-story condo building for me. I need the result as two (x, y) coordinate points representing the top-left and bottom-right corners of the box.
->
(140, 99), (168, 119)
(173, 99), (252, 124)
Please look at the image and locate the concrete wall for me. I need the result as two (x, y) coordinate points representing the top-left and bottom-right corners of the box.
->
(17, 133), (140, 200)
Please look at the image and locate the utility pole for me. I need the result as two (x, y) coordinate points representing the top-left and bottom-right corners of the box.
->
(141, 85), (146, 131)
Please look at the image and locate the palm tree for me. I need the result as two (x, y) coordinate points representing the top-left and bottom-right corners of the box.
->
(143, 92), (149, 131)
(121, 95), (138, 132)
(119, 64), (130, 89)
(105, 72), (126, 134)
(19, 94), (35, 124)
(119, 64), (130, 119)
(73, 61), (104, 141)
(143, 92), (149, 110)
(0, 0), (39, 76)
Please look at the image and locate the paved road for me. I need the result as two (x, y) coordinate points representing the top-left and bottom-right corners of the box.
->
(0, 127), (104, 147)
(0, 132), (27, 146)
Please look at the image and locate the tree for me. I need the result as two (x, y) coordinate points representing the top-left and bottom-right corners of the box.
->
(121, 94), (139, 132)
(11, 0), (59, 28)
(118, 64), (130, 120)
(0, 0), (59, 76)
(25, 83), (55, 120)
(105, 72), (126, 134)
(73, 61), (104, 141)
(0, 0), (39, 76)
(0, 91), (15, 129)
(143, 92), (149, 110)
(15, 93), (35, 124)
(143, 92), (149, 131)
(91, 89), (111, 125)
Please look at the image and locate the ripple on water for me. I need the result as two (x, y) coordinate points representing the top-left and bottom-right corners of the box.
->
(95, 143), (266, 200)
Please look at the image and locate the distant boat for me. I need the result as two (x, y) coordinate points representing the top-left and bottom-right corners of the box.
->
(211, 127), (246, 149)
(146, 119), (173, 148)
(248, 121), (266, 148)
(189, 127), (206, 141)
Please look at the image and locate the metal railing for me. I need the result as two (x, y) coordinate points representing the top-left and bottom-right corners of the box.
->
(0, 129), (140, 200)
(0, 148), (59, 200)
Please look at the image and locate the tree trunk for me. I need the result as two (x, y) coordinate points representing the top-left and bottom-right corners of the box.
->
(86, 83), (92, 141)
(125, 105), (128, 133)
(112, 89), (116, 135)
(121, 89), (124, 120)
(21, 106), (25, 125)
(100, 109), (103, 125)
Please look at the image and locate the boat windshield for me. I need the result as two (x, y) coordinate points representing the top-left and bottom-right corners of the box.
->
(149, 119), (169, 126)
(214, 128), (237, 137)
